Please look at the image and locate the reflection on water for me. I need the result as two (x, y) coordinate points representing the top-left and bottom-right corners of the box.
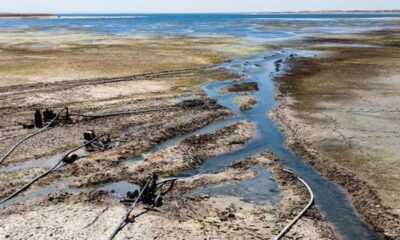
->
(190, 165), (281, 205)
(0, 179), (140, 208)
(178, 51), (379, 239)
(0, 148), (87, 173)
(1, 14), (400, 41)
(99, 181), (140, 199)
(0, 177), (81, 208)
(0, 13), (392, 239)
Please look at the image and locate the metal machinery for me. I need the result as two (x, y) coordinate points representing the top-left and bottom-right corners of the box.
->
(83, 130), (111, 151)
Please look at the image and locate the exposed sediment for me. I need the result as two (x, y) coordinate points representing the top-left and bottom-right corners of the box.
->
(220, 82), (259, 94)
(0, 151), (337, 240)
(271, 33), (400, 238)
(2, 21), (399, 239)
(234, 93), (257, 111)
(72, 120), (255, 187)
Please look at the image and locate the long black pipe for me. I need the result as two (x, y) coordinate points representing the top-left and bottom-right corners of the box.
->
(0, 134), (108, 205)
(0, 107), (67, 165)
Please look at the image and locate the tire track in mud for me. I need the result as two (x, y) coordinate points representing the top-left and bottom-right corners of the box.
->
(0, 65), (217, 101)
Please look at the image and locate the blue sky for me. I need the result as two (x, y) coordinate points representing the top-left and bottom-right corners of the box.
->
(1, 0), (399, 13)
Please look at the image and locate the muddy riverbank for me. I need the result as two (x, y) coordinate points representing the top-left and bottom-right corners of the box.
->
(0, 151), (336, 239)
(272, 30), (400, 239)
(3, 15), (399, 238)
(0, 48), (342, 239)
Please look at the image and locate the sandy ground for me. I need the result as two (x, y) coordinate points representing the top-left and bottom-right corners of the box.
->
(234, 93), (257, 111)
(0, 31), (243, 202)
(0, 25), (359, 239)
(0, 66), (236, 164)
(0, 67), (334, 238)
(125, 120), (255, 179)
(272, 30), (400, 238)
(0, 151), (336, 240)
(0, 29), (266, 87)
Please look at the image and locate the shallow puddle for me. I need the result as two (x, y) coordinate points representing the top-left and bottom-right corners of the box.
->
(0, 148), (87, 173)
(0, 177), (82, 208)
(99, 181), (140, 199)
(190, 165), (281, 205)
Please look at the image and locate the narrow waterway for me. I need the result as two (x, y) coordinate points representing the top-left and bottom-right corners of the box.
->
(0, 50), (380, 239)
(179, 51), (379, 240)
(190, 165), (281, 205)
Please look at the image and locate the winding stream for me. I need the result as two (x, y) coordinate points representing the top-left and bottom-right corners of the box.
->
(1, 13), (396, 239)
(124, 49), (380, 239)
(182, 51), (379, 240)
(0, 50), (380, 239)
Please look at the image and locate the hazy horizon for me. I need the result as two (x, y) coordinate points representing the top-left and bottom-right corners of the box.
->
(3, 11), (400, 15)
(1, 0), (400, 14)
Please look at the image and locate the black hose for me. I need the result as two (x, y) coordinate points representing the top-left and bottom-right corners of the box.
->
(0, 134), (108, 205)
(70, 107), (180, 119)
(0, 107), (67, 166)
(0, 106), (176, 165)
(0, 104), (197, 166)
(107, 176), (194, 240)
(274, 170), (314, 240)
(108, 176), (154, 240)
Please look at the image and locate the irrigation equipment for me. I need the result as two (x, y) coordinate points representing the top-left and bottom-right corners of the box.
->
(108, 174), (177, 240)
(0, 107), (69, 166)
(274, 170), (315, 240)
(0, 134), (110, 205)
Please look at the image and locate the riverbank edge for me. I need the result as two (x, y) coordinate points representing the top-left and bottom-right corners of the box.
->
(270, 59), (400, 239)
(250, 152), (339, 239)
(0, 13), (54, 18)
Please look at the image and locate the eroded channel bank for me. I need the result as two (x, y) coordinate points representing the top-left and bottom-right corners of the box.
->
(192, 51), (381, 239)
(272, 32), (400, 239)
(0, 50), (381, 239)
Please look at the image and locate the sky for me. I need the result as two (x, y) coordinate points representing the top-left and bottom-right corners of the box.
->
(1, 0), (400, 13)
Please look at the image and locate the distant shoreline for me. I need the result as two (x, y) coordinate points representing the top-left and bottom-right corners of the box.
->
(1, 11), (400, 18)
(280, 10), (400, 14)
(0, 13), (54, 18)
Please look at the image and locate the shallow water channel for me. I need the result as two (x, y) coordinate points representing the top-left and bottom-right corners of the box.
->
(125, 50), (380, 239)
(193, 51), (379, 240)
(190, 165), (281, 205)
(0, 50), (379, 239)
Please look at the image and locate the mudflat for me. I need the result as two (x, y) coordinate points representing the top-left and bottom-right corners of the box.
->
(0, 26), (333, 239)
(272, 30), (400, 237)
(2, 14), (400, 239)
